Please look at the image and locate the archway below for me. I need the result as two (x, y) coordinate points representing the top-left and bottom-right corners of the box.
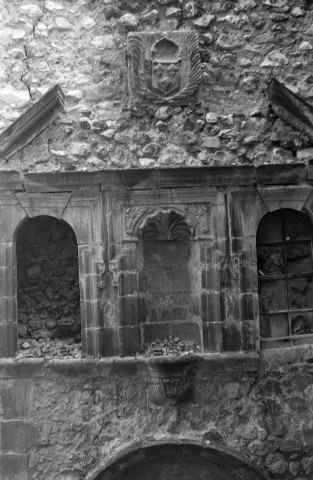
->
(93, 443), (264, 480)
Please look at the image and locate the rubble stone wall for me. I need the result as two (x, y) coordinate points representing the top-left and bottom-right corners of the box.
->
(1, 351), (313, 480)
(1, 0), (313, 172)
(17, 215), (80, 343)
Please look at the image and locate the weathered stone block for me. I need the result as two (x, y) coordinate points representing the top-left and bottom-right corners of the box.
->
(0, 296), (17, 324)
(118, 326), (141, 357)
(101, 327), (120, 357)
(82, 327), (101, 358)
(241, 320), (256, 351)
(240, 293), (257, 320)
(170, 322), (202, 346)
(47, 359), (99, 376)
(0, 453), (28, 480)
(0, 243), (15, 268)
(80, 300), (100, 328)
(256, 164), (305, 185)
(119, 272), (138, 296)
(0, 323), (17, 357)
(222, 322), (242, 352)
(0, 379), (35, 419)
(203, 322), (222, 352)
(119, 296), (138, 326)
(142, 322), (170, 345)
(1, 421), (38, 453)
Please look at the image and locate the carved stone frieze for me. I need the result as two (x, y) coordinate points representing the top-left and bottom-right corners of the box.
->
(186, 204), (210, 234)
(124, 206), (148, 235)
(127, 31), (201, 106)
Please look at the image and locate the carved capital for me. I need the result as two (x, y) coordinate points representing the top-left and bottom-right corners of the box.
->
(124, 206), (148, 235)
(109, 255), (123, 287)
(186, 204), (210, 234)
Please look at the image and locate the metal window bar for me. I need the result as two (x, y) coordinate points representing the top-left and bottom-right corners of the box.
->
(257, 209), (313, 346)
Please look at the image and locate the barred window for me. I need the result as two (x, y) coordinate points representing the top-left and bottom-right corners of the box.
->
(257, 209), (313, 347)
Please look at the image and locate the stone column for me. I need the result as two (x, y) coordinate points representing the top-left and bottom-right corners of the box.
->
(0, 193), (26, 357)
(63, 191), (103, 358)
(228, 188), (268, 352)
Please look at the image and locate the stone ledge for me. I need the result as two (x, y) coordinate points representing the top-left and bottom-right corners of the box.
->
(0, 358), (45, 378)
(260, 345), (313, 372)
(0, 353), (260, 377)
(200, 352), (259, 372)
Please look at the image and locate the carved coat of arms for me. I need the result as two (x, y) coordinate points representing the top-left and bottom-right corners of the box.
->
(127, 31), (201, 106)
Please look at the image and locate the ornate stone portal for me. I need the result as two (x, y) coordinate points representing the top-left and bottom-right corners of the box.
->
(127, 31), (201, 105)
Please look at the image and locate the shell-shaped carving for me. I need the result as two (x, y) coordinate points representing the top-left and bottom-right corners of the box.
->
(141, 211), (192, 241)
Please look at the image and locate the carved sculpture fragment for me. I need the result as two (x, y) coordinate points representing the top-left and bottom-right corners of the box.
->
(127, 31), (201, 106)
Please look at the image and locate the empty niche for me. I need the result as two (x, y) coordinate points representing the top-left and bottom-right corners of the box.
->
(137, 210), (202, 347)
(16, 216), (81, 357)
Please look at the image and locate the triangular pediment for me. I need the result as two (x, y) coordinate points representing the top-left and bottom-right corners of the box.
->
(0, 85), (65, 160)
(268, 78), (313, 143)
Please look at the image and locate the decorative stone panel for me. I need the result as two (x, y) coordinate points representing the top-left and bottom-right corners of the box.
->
(106, 185), (223, 356)
(127, 31), (201, 106)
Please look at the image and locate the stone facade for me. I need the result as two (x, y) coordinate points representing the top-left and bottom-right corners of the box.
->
(2, 1), (313, 480)
(1, 0), (313, 171)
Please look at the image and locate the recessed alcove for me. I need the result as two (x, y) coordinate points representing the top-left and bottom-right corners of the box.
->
(137, 210), (202, 347)
(16, 215), (80, 349)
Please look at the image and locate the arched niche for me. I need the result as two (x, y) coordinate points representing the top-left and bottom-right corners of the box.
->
(16, 215), (81, 347)
(91, 442), (265, 480)
(137, 209), (202, 348)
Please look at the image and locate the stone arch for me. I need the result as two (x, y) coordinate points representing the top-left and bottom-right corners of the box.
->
(16, 215), (81, 348)
(88, 441), (265, 480)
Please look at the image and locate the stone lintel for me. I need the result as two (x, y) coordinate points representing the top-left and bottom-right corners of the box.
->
(22, 167), (255, 192)
(268, 77), (313, 143)
(0, 85), (65, 159)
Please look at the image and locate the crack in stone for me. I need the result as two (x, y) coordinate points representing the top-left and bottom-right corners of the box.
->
(21, 0), (47, 101)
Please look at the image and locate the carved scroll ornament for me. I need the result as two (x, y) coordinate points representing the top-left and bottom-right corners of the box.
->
(124, 206), (148, 235)
(186, 204), (210, 234)
(128, 31), (201, 106)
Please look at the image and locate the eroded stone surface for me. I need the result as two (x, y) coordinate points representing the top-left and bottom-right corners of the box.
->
(0, 0), (311, 170)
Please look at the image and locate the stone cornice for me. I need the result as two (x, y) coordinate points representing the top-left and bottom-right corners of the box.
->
(0, 164), (309, 192)
(0, 85), (65, 159)
(268, 77), (313, 143)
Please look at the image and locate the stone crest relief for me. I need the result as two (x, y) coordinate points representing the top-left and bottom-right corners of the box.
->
(127, 31), (201, 105)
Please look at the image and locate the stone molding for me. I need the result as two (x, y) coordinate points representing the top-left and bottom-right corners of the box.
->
(268, 77), (313, 143)
(0, 85), (65, 159)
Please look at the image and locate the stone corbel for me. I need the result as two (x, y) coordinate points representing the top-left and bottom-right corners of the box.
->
(109, 255), (124, 287)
